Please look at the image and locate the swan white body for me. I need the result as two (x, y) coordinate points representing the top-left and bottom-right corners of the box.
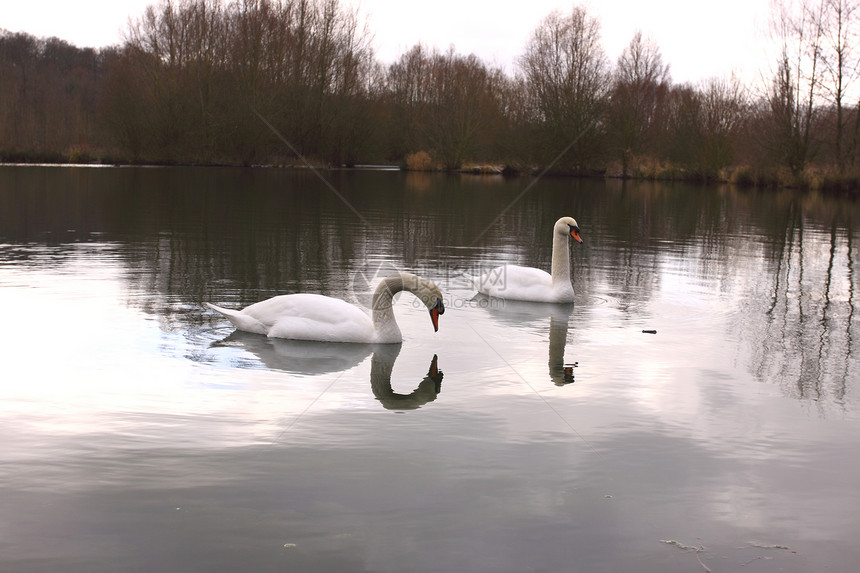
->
(206, 272), (444, 343)
(475, 216), (582, 303)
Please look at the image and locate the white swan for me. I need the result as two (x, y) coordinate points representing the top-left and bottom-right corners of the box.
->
(206, 272), (444, 343)
(474, 216), (582, 303)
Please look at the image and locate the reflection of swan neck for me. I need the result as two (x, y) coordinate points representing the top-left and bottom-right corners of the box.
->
(370, 343), (401, 384)
(548, 315), (567, 368)
(548, 313), (575, 386)
(370, 349), (442, 410)
(550, 229), (572, 287)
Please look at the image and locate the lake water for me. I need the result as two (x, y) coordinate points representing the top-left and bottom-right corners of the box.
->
(1, 165), (858, 572)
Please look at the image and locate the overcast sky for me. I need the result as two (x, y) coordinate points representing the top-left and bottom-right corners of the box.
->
(3, 0), (775, 86)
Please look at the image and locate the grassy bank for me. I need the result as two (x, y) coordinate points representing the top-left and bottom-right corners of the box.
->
(4, 146), (859, 195)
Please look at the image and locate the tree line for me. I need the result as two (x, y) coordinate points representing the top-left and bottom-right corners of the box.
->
(2, 0), (860, 191)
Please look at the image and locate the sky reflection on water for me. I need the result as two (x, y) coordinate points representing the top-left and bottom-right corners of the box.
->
(1, 166), (859, 572)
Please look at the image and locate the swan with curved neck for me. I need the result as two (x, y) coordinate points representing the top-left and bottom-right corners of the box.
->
(206, 272), (444, 343)
(475, 216), (582, 303)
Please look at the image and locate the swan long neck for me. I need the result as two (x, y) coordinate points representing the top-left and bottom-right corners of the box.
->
(371, 273), (441, 343)
(371, 274), (406, 339)
(550, 229), (572, 286)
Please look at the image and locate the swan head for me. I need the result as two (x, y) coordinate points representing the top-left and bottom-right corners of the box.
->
(406, 274), (445, 332)
(375, 273), (445, 332)
(555, 216), (583, 244)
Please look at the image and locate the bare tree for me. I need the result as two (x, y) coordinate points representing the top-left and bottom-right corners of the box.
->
(699, 76), (748, 173)
(0, 31), (104, 159)
(758, 0), (826, 174)
(123, 0), (222, 160)
(819, 0), (860, 171)
(314, 0), (377, 164)
(666, 77), (746, 178)
(384, 45), (505, 169)
(424, 49), (503, 169)
(517, 6), (610, 170)
(384, 44), (432, 158)
(112, 0), (376, 164)
(608, 31), (671, 175)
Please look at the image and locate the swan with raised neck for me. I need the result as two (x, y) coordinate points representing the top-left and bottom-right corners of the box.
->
(475, 216), (582, 303)
(206, 272), (444, 343)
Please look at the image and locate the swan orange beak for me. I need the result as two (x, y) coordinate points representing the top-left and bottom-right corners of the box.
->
(429, 299), (444, 332)
(569, 226), (583, 243)
(430, 307), (440, 331)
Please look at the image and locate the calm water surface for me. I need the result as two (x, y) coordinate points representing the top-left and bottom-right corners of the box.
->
(1, 166), (858, 572)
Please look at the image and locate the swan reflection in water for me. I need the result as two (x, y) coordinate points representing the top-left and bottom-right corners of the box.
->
(213, 332), (443, 410)
(473, 294), (576, 386)
(369, 344), (443, 410)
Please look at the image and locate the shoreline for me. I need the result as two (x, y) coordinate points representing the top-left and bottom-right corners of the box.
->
(2, 159), (858, 194)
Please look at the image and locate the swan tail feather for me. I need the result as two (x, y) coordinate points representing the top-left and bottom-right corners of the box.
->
(205, 302), (233, 316)
(205, 302), (268, 334)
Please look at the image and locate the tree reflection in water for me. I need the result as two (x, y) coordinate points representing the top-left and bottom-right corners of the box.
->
(746, 208), (857, 409)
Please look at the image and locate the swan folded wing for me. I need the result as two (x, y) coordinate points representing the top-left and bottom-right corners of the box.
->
(242, 293), (375, 342)
(268, 315), (375, 342)
(477, 265), (554, 300)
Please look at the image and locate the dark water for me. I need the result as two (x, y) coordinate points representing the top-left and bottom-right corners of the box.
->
(1, 165), (858, 572)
